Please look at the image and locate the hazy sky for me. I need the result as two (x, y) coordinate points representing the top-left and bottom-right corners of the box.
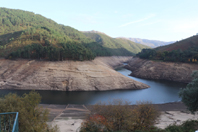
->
(1, 0), (198, 41)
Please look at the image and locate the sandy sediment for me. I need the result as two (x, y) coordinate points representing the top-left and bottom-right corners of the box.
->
(155, 111), (198, 129)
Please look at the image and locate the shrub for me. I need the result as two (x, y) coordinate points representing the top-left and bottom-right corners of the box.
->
(164, 120), (198, 132)
(0, 91), (58, 132)
(181, 120), (198, 131)
(164, 124), (183, 132)
(80, 100), (159, 132)
(131, 101), (159, 131)
(179, 70), (198, 113)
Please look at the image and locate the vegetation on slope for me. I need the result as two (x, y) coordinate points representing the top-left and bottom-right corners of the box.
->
(137, 35), (198, 63)
(179, 70), (198, 113)
(156, 35), (198, 52)
(84, 31), (150, 56)
(0, 8), (110, 60)
(0, 91), (58, 132)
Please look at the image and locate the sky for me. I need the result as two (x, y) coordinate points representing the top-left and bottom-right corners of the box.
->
(1, 0), (198, 41)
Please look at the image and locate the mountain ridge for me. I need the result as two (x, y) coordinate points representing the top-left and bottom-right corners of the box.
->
(120, 37), (175, 48)
(83, 32), (150, 56)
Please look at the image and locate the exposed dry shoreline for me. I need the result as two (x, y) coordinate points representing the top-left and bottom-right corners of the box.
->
(0, 56), (149, 91)
(41, 101), (187, 113)
(125, 57), (198, 83)
(45, 102), (196, 131)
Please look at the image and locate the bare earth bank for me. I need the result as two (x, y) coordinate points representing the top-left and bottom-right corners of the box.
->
(0, 56), (148, 91)
(125, 57), (198, 83)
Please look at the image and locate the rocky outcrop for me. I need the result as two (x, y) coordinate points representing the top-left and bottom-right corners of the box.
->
(126, 57), (198, 83)
(0, 57), (149, 91)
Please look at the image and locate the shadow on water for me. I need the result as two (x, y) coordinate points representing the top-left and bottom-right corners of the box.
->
(0, 67), (186, 105)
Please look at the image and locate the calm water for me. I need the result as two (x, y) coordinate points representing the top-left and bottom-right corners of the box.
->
(0, 67), (186, 104)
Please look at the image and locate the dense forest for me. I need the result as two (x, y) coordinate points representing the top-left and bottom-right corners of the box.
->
(0, 8), (112, 61)
(137, 47), (198, 63)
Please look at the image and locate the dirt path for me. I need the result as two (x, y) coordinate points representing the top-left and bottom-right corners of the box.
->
(41, 104), (90, 132)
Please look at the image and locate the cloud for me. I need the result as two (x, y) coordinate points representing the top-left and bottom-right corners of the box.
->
(120, 14), (156, 27)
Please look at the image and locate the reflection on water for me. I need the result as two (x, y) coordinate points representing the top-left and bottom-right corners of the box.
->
(0, 67), (186, 104)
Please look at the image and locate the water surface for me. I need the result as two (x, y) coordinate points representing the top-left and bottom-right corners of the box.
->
(0, 67), (186, 104)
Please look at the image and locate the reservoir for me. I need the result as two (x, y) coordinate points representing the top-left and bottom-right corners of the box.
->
(0, 67), (186, 104)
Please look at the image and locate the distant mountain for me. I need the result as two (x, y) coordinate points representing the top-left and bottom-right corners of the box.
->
(120, 37), (175, 48)
(83, 31), (150, 56)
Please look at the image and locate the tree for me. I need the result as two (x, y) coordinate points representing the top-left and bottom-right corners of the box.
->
(40, 33), (43, 41)
(0, 91), (58, 132)
(30, 28), (36, 40)
(0, 18), (2, 25)
(179, 70), (198, 113)
(3, 18), (12, 27)
(80, 100), (159, 132)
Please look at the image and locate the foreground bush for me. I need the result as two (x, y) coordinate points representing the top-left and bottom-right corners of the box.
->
(80, 100), (159, 132)
(164, 120), (198, 132)
(0, 91), (58, 132)
(179, 70), (198, 113)
(132, 120), (198, 132)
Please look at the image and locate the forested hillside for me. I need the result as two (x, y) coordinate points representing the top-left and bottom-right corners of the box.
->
(83, 31), (150, 56)
(0, 8), (149, 61)
(137, 35), (198, 63)
(155, 35), (198, 52)
(0, 8), (110, 61)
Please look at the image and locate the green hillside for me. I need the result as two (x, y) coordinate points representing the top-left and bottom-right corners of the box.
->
(137, 35), (198, 63)
(83, 31), (150, 56)
(0, 8), (110, 60)
(0, 8), (91, 43)
(0, 8), (149, 61)
(155, 35), (198, 52)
